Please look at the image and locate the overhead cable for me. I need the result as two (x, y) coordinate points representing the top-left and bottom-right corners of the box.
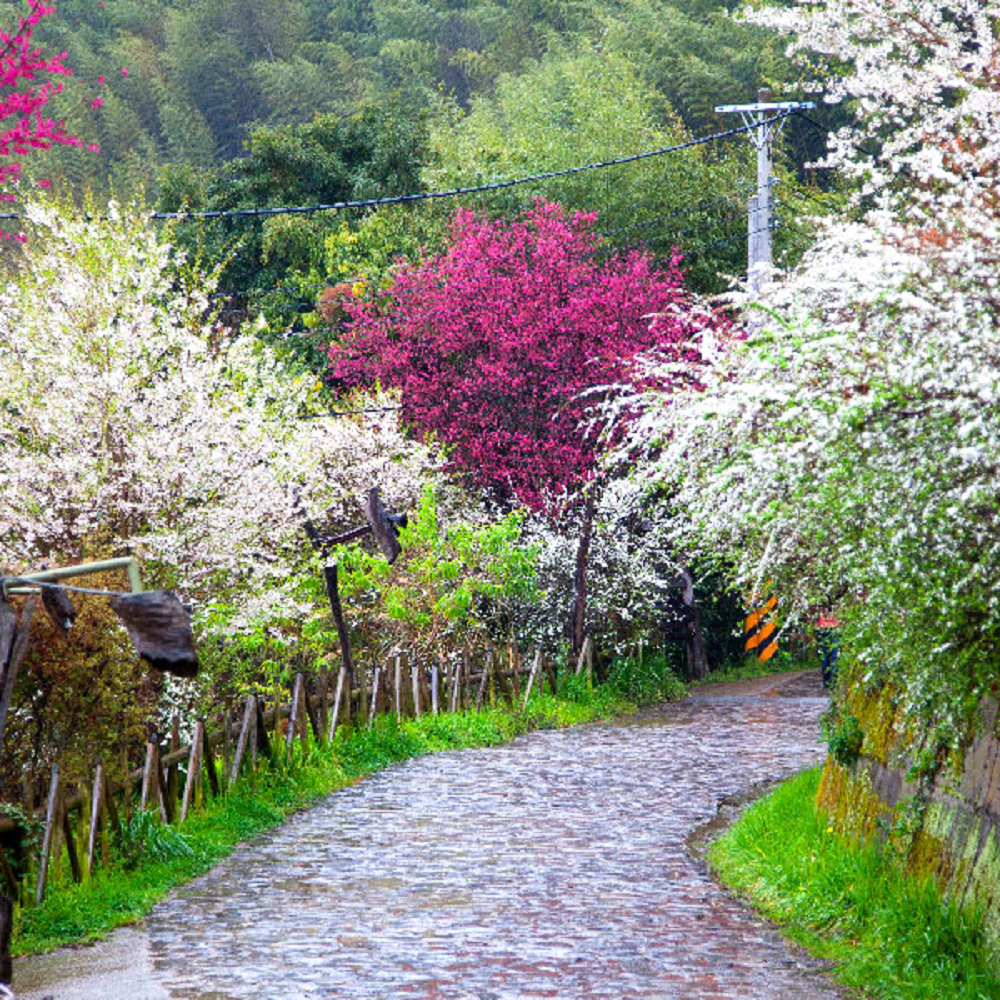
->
(149, 114), (793, 222)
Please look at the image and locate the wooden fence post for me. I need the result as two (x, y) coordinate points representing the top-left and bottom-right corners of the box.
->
(249, 698), (258, 772)
(449, 656), (461, 713)
(140, 740), (156, 813)
(201, 720), (220, 798)
(167, 715), (180, 808)
(475, 649), (491, 710)
(368, 666), (381, 728)
(523, 649), (542, 707)
(319, 663), (329, 743)
(394, 654), (402, 722)
(230, 696), (254, 783)
(412, 660), (422, 720)
(36, 763), (59, 905)
(328, 666), (346, 742)
(286, 674), (303, 754)
(87, 762), (104, 878)
(181, 721), (203, 823)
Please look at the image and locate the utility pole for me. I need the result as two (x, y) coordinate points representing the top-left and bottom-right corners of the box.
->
(715, 88), (815, 295)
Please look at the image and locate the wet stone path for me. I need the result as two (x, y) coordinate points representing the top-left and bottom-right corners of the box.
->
(20, 680), (845, 999)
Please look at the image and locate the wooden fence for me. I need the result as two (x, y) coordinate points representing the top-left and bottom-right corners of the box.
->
(6, 638), (593, 907)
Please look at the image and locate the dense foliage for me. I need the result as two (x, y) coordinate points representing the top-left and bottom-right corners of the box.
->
(7, 0), (804, 195)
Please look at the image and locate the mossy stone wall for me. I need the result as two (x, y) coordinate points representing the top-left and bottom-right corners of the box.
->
(818, 691), (1000, 952)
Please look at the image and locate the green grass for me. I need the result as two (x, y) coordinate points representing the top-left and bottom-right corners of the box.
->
(710, 768), (1000, 1000)
(14, 685), (633, 956)
(696, 647), (819, 686)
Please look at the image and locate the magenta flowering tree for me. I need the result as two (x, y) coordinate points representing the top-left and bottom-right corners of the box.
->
(330, 200), (725, 654)
(331, 200), (714, 508)
(1, 1), (84, 226)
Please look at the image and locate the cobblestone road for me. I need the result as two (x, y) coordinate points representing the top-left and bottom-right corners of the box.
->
(19, 677), (845, 999)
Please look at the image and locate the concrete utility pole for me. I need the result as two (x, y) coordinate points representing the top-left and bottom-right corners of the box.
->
(715, 88), (815, 295)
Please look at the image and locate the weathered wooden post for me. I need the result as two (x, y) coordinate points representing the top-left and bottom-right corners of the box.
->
(180, 724), (203, 823)
(201, 720), (220, 798)
(523, 649), (542, 707)
(36, 764), (59, 905)
(298, 487), (407, 727)
(328, 666), (347, 741)
(167, 715), (181, 809)
(319, 663), (330, 743)
(87, 762), (104, 877)
(393, 653), (402, 722)
(231, 696), (255, 782)
(140, 738), (157, 813)
(368, 666), (381, 728)
(411, 660), (422, 720)
(285, 676), (302, 756)
(475, 649), (491, 711)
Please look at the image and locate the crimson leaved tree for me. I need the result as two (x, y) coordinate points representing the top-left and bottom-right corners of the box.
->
(330, 200), (724, 653)
(1, 1), (83, 227)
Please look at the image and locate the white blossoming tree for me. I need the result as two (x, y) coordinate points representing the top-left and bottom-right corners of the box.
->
(0, 200), (437, 634)
(613, 0), (1000, 740)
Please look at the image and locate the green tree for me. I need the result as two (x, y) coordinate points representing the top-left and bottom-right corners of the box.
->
(428, 46), (751, 291)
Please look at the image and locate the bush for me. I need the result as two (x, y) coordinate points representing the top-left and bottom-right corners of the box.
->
(822, 708), (864, 767)
(114, 810), (193, 870)
(605, 652), (685, 706)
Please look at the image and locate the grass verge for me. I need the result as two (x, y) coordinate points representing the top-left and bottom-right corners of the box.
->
(14, 683), (632, 956)
(695, 647), (820, 687)
(710, 767), (1000, 1000)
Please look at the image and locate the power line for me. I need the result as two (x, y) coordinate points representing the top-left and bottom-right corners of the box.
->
(148, 114), (792, 223)
(680, 221), (781, 259)
(604, 188), (752, 240)
(0, 114), (792, 225)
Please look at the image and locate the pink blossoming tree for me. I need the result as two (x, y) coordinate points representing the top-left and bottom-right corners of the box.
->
(0, 1), (84, 222)
(330, 200), (725, 654)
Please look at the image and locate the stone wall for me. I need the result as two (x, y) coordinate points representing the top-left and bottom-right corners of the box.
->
(818, 686), (1000, 952)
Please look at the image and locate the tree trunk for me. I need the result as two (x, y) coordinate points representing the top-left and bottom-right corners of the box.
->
(571, 493), (596, 661)
(680, 567), (709, 680)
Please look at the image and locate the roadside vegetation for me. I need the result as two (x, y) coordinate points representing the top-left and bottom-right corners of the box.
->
(693, 648), (819, 688)
(711, 769), (1000, 1000)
